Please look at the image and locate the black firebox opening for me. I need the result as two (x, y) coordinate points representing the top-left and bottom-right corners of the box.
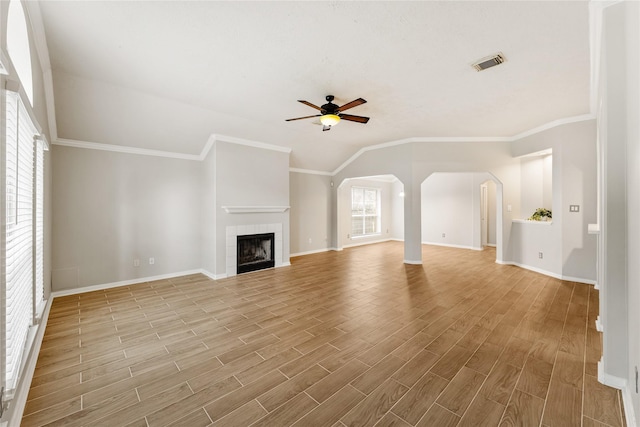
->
(237, 233), (275, 274)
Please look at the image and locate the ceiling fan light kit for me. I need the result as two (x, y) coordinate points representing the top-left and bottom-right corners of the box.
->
(320, 114), (340, 127)
(286, 95), (370, 131)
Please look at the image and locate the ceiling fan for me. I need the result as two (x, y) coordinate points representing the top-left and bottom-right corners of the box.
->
(285, 95), (370, 131)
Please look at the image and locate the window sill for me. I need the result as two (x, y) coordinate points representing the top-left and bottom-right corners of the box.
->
(512, 219), (553, 225)
(351, 233), (382, 239)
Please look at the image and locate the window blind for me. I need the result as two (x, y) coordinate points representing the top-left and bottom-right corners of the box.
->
(351, 187), (381, 237)
(33, 138), (45, 320)
(4, 91), (37, 393)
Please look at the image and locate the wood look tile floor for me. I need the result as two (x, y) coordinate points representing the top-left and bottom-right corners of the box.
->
(23, 242), (625, 427)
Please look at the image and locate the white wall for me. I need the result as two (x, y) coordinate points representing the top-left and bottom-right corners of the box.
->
(596, 2), (640, 423)
(520, 154), (553, 218)
(289, 172), (332, 255)
(487, 180), (497, 246)
(625, 2), (640, 421)
(422, 173), (476, 249)
(51, 146), (202, 290)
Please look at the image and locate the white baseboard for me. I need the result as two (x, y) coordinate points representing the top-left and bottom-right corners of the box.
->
(561, 274), (597, 285)
(422, 241), (483, 251)
(485, 243), (497, 247)
(597, 360), (636, 426)
(404, 259), (423, 265)
(342, 237), (393, 249)
(50, 269), (207, 297)
(598, 359), (628, 389)
(290, 248), (331, 257)
(201, 268), (228, 280)
(622, 384), (638, 427)
(595, 316), (603, 332)
(496, 261), (596, 285)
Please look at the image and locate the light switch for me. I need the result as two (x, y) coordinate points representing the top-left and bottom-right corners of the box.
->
(570, 205), (580, 212)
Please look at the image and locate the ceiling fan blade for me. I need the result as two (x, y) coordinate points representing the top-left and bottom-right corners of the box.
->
(337, 98), (367, 112)
(340, 114), (370, 124)
(298, 100), (322, 111)
(322, 125), (331, 132)
(285, 114), (321, 122)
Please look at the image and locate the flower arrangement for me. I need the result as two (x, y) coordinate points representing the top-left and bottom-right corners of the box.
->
(528, 208), (552, 221)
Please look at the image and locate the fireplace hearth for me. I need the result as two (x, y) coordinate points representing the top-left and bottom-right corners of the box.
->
(237, 233), (275, 274)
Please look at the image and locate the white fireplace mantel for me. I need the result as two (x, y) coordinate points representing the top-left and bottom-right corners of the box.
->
(222, 206), (290, 214)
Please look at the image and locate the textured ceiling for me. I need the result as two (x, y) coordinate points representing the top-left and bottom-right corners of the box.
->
(39, 1), (591, 171)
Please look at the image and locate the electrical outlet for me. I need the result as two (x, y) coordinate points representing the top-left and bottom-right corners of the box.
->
(133, 259), (140, 267)
(442, 233), (446, 238)
(569, 205), (580, 212)
(308, 238), (312, 244)
(149, 257), (155, 265)
(538, 252), (543, 259)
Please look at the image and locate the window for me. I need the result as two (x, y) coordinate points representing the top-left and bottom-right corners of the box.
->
(7, 0), (33, 105)
(351, 187), (381, 237)
(2, 89), (46, 399)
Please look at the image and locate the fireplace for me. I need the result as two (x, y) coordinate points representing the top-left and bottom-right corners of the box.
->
(237, 233), (275, 274)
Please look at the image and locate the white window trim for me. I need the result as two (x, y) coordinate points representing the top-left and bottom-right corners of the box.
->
(350, 186), (382, 238)
(2, 83), (48, 407)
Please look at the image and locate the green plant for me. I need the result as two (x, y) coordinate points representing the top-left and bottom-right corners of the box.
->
(528, 208), (552, 221)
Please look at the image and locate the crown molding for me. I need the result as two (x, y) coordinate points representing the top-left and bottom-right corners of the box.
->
(289, 168), (333, 176)
(53, 138), (202, 161)
(510, 113), (596, 141)
(53, 113), (595, 167)
(53, 133), (291, 162)
(330, 114), (595, 176)
(212, 134), (292, 154)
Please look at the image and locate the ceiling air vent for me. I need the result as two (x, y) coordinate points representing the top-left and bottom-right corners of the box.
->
(472, 53), (505, 72)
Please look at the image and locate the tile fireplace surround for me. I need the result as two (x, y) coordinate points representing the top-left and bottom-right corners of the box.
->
(225, 223), (283, 277)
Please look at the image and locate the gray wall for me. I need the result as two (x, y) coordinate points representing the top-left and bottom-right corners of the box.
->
(422, 173), (477, 249)
(332, 140), (520, 264)
(512, 120), (597, 281)
(421, 172), (497, 250)
(210, 141), (290, 275)
(391, 180), (405, 241)
(289, 172), (332, 255)
(51, 146), (202, 290)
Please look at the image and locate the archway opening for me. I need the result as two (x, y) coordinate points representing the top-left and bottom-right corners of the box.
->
(421, 172), (503, 263)
(336, 174), (404, 251)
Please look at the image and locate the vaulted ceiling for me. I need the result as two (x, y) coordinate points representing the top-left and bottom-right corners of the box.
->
(38, 1), (591, 172)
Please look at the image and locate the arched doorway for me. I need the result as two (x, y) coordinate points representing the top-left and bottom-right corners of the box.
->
(421, 172), (503, 263)
(335, 174), (404, 251)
